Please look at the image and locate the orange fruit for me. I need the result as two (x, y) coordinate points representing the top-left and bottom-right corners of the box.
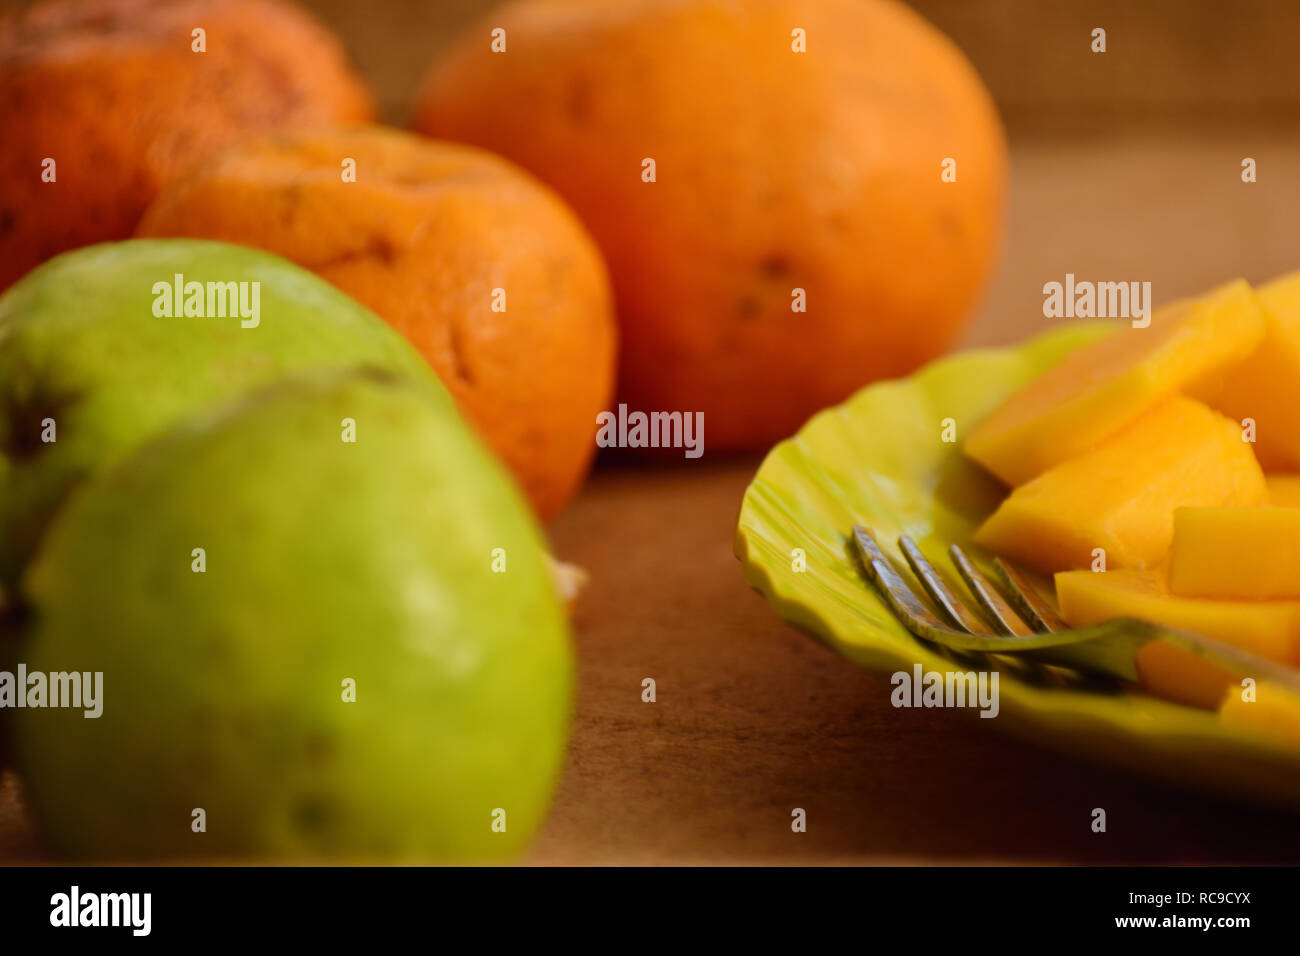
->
(137, 126), (616, 519)
(414, 0), (1007, 451)
(0, 0), (373, 289)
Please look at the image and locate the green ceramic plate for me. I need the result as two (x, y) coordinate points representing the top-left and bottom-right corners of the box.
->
(735, 323), (1300, 810)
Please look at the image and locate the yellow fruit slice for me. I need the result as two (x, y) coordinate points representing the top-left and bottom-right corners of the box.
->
(974, 397), (1266, 574)
(1056, 568), (1300, 709)
(1194, 272), (1300, 471)
(1169, 505), (1300, 599)
(1219, 681), (1300, 750)
(1267, 474), (1300, 506)
(964, 279), (1264, 486)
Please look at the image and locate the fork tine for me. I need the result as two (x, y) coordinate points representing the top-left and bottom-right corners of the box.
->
(860, 530), (1061, 686)
(898, 535), (994, 635)
(849, 528), (1300, 703)
(948, 544), (1035, 636)
(993, 558), (1067, 634)
(851, 527), (949, 634)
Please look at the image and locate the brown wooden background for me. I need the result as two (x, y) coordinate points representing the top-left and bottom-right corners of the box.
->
(293, 1), (1300, 118)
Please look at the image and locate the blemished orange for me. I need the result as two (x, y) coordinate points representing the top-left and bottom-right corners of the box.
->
(414, 0), (1007, 451)
(137, 126), (617, 519)
(0, 0), (374, 289)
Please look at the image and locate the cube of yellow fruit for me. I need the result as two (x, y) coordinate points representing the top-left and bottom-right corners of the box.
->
(1266, 474), (1300, 506)
(1219, 682), (1300, 750)
(1056, 568), (1300, 710)
(965, 279), (1264, 486)
(1194, 272), (1300, 471)
(1169, 506), (1300, 600)
(974, 397), (1266, 575)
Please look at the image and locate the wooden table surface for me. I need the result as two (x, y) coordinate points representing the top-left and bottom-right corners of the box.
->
(5, 120), (1300, 865)
(538, 118), (1300, 864)
(529, 459), (1300, 865)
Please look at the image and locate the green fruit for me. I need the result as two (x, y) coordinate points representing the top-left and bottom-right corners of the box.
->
(0, 239), (446, 584)
(15, 370), (572, 861)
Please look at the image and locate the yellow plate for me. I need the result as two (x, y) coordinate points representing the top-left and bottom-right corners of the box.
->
(735, 323), (1300, 810)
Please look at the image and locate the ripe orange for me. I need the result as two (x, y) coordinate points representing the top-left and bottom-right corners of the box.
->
(415, 0), (1007, 451)
(137, 126), (616, 519)
(0, 0), (373, 289)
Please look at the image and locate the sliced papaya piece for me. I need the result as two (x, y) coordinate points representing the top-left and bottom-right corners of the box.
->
(1193, 272), (1300, 471)
(1169, 505), (1300, 600)
(965, 279), (1264, 486)
(1266, 474), (1300, 506)
(1055, 568), (1300, 710)
(974, 397), (1266, 574)
(1219, 681), (1300, 750)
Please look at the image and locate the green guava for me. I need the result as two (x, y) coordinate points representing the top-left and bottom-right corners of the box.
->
(15, 370), (572, 860)
(0, 239), (447, 584)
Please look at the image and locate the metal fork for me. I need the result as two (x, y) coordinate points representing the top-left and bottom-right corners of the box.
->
(852, 525), (1300, 701)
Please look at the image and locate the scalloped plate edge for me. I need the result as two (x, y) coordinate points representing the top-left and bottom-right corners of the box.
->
(735, 327), (1300, 811)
